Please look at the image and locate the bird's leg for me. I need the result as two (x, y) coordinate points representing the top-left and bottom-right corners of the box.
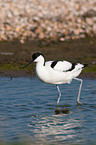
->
(73, 78), (83, 105)
(55, 85), (70, 114)
(55, 85), (62, 114)
(56, 85), (61, 105)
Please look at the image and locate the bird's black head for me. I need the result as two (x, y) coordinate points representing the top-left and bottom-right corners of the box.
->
(32, 52), (45, 61)
(20, 52), (44, 69)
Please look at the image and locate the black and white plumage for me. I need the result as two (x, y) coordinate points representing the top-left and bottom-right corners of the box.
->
(21, 52), (88, 110)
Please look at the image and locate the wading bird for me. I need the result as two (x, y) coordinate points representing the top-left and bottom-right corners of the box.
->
(21, 52), (87, 114)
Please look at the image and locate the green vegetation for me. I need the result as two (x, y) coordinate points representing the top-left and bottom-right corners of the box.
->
(0, 63), (35, 71)
(0, 64), (19, 70)
(85, 65), (96, 72)
(0, 38), (96, 77)
(0, 63), (96, 75)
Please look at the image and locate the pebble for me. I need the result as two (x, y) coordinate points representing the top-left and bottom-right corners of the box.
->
(86, 18), (93, 26)
(0, 0), (96, 43)
(93, 24), (96, 32)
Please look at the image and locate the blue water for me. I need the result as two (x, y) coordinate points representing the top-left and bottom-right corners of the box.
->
(0, 77), (96, 145)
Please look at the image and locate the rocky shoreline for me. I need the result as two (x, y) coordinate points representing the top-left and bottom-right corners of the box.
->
(0, 0), (96, 43)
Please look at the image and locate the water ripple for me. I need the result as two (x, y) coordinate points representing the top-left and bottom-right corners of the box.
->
(0, 77), (96, 144)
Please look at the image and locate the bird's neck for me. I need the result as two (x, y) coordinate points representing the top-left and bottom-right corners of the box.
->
(37, 56), (45, 65)
(36, 61), (45, 72)
(35, 61), (48, 83)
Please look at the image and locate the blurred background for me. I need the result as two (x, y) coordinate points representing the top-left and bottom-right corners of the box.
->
(0, 0), (96, 77)
(0, 0), (96, 42)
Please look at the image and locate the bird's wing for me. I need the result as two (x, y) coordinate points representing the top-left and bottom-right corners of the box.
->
(45, 60), (86, 74)
(46, 60), (74, 72)
(45, 61), (53, 66)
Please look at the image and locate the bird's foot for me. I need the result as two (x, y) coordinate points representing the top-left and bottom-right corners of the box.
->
(55, 107), (70, 114)
(77, 101), (82, 106)
(55, 107), (61, 114)
(61, 107), (70, 114)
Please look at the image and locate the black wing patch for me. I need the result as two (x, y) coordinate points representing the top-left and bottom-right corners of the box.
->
(51, 60), (59, 68)
(51, 61), (77, 72)
(65, 63), (76, 72)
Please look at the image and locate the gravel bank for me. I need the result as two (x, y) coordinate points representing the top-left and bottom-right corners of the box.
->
(0, 0), (96, 43)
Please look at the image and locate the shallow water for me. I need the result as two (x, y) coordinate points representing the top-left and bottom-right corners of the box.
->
(0, 77), (96, 145)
